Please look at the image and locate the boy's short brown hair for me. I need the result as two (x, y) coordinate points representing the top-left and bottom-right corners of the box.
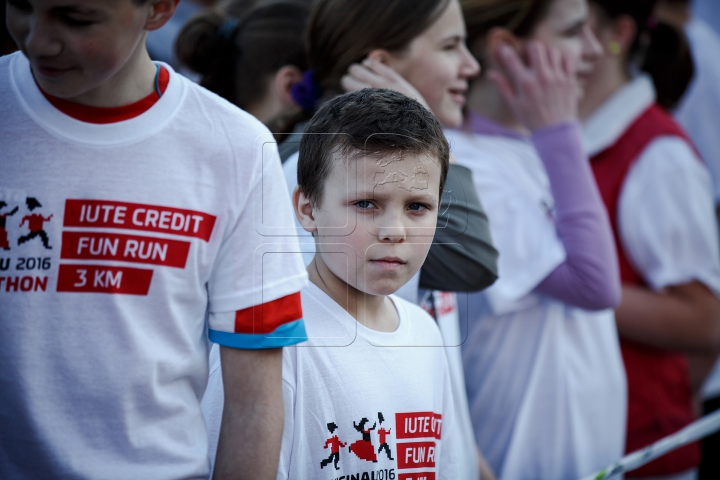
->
(297, 88), (450, 207)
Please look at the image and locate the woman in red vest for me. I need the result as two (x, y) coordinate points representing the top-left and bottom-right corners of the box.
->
(580, 1), (720, 478)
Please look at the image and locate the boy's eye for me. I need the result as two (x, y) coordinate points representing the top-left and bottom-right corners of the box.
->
(408, 203), (428, 212)
(62, 16), (95, 27)
(7, 0), (32, 12)
(355, 200), (374, 209)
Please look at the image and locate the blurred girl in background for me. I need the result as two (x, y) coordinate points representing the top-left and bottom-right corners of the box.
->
(448, 0), (627, 477)
(176, 0), (311, 139)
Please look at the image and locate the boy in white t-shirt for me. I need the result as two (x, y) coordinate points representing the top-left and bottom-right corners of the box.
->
(1, 1), (307, 479)
(286, 88), (461, 479)
(202, 89), (462, 478)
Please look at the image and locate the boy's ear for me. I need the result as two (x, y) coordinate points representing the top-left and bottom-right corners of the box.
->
(144, 0), (181, 32)
(293, 186), (318, 235)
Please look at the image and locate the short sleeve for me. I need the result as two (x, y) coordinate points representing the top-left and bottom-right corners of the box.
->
(207, 134), (308, 349)
(618, 136), (720, 296)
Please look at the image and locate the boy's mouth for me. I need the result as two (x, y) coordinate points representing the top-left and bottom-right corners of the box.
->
(35, 64), (74, 79)
(369, 257), (407, 269)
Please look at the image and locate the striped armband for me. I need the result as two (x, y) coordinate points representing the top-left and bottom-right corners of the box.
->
(208, 292), (307, 349)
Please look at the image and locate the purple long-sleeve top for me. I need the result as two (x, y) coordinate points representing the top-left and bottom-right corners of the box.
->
(532, 122), (621, 309)
(470, 114), (621, 310)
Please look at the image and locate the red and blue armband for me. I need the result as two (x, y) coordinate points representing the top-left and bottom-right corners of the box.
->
(208, 292), (307, 349)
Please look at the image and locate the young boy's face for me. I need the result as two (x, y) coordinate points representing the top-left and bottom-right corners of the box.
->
(312, 150), (442, 296)
(6, 0), (160, 100)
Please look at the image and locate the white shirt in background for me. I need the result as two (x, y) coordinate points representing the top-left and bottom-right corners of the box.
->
(448, 127), (626, 480)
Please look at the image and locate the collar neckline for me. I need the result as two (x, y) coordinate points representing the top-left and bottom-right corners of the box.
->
(305, 281), (409, 346)
(10, 53), (186, 147)
(582, 75), (656, 157)
(38, 66), (170, 124)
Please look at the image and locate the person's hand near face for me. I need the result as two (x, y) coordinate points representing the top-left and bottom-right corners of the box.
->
(489, 41), (579, 131)
(339, 0), (479, 128)
(341, 58), (431, 110)
(484, 0), (602, 131)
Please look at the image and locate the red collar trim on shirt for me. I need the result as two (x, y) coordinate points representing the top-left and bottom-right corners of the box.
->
(39, 66), (170, 124)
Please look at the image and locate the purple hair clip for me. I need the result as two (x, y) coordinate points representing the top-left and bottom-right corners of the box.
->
(291, 70), (323, 113)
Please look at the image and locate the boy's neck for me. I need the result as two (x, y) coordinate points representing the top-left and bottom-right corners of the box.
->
(58, 38), (158, 108)
(308, 256), (400, 333)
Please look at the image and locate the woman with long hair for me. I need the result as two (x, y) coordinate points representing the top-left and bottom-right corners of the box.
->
(449, 0), (627, 477)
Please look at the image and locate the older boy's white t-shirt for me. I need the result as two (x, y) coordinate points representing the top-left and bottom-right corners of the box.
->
(447, 129), (627, 480)
(0, 52), (307, 479)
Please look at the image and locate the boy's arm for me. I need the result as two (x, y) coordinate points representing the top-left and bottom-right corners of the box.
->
(213, 346), (284, 480)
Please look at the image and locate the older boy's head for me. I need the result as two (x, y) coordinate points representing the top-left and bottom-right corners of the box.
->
(6, 0), (178, 101)
(294, 89), (450, 296)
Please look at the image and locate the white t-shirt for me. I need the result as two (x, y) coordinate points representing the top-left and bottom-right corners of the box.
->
(419, 290), (479, 480)
(281, 283), (461, 479)
(0, 52), (307, 479)
(203, 282), (461, 479)
(447, 128), (627, 480)
(585, 75), (720, 399)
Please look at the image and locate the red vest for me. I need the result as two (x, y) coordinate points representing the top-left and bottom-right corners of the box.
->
(591, 104), (701, 476)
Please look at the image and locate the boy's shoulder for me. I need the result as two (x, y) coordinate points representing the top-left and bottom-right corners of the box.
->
(390, 294), (445, 343)
(0, 52), (14, 69)
(177, 69), (267, 136)
(0, 52), (20, 101)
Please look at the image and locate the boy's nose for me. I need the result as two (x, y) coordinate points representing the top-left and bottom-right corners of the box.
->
(24, 19), (63, 58)
(376, 214), (407, 243)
